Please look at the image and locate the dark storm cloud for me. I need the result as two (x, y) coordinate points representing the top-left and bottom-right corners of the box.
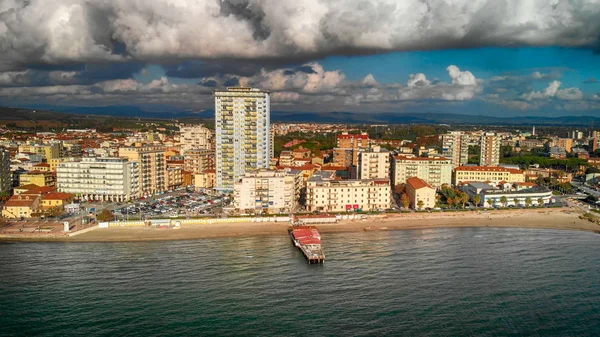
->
(1, 1), (600, 71)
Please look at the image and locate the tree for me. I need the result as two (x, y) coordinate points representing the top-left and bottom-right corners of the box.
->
(537, 197), (544, 207)
(513, 197), (519, 207)
(459, 192), (469, 209)
(472, 195), (481, 208)
(96, 209), (115, 222)
(487, 199), (494, 208)
(417, 199), (424, 210)
(525, 197), (532, 207)
(395, 184), (406, 195)
(400, 193), (410, 209)
(500, 196), (508, 208)
(447, 197), (456, 208)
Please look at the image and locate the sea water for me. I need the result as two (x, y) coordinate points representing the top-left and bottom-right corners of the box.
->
(1, 227), (599, 336)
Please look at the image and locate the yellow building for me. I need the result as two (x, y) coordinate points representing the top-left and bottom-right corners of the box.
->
(41, 192), (75, 209)
(406, 177), (436, 209)
(19, 171), (56, 187)
(119, 145), (167, 196)
(18, 144), (60, 160)
(194, 170), (216, 190)
(2, 194), (41, 218)
(453, 166), (525, 186)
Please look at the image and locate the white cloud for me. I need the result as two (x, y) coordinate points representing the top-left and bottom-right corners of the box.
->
(522, 80), (583, 101)
(399, 65), (481, 101)
(239, 62), (345, 94)
(361, 74), (378, 87)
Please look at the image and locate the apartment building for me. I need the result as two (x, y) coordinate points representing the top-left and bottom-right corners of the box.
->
(357, 146), (390, 180)
(406, 177), (436, 210)
(19, 171), (56, 187)
(555, 138), (574, 153)
(442, 131), (469, 167)
(57, 157), (140, 202)
(183, 149), (214, 174)
(480, 132), (500, 166)
(306, 172), (390, 212)
(119, 145), (167, 196)
(233, 169), (302, 214)
(215, 87), (271, 190)
(179, 124), (213, 152)
(453, 166), (525, 186)
(194, 170), (216, 190)
(391, 155), (452, 188)
(18, 143), (60, 160)
(0, 147), (11, 195)
(333, 132), (370, 167)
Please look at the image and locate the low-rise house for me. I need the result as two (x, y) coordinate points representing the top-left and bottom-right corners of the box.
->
(406, 177), (436, 210)
(2, 194), (41, 218)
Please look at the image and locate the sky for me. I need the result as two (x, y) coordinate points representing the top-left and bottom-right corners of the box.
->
(1, 0), (600, 117)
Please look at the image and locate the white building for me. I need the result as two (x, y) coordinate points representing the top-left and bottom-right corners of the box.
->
(215, 87), (271, 190)
(179, 124), (213, 152)
(442, 131), (469, 167)
(480, 132), (500, 166)
(57, 157), (139, 202)
(0, 147), (11, 195)
(306, 172), (391, 212)
(233, 169), (302, 214)
(460, 182), (552, 208)
(357, 146), (390, 180)
(391, 155), (452, 188)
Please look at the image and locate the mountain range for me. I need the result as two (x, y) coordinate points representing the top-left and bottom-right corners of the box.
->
(4, 104), (600, 126)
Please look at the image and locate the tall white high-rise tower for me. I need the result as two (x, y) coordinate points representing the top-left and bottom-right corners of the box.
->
(214, 87), (271, 190)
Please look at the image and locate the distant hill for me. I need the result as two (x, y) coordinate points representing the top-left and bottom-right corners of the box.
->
(3, 105), (600, 126)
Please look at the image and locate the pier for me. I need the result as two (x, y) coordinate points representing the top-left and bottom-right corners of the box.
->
(289, 226), (325, 264)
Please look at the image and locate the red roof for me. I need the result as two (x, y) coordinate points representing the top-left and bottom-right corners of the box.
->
(299, 237), (322, 245)
(4, 195), (39, 207)
(407, 177), (433, 190)
(23, 186), (56, 195)
(42, 192), (74, 201)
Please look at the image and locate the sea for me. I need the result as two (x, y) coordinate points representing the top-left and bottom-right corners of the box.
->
(1, 227), (599, 336)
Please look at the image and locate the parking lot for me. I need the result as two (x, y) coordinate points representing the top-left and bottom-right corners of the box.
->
(112, 191), (232, 220)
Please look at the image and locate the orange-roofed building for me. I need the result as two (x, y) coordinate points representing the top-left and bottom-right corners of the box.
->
(2, 194), (41, 218)
(406, 177), (436, 210)
(41, 192), (75, 209)
(32, 163), (51, 172)
(14, 184), (41, 195)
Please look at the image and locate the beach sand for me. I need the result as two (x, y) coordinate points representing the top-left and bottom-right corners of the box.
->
(53, 208), (600, 242)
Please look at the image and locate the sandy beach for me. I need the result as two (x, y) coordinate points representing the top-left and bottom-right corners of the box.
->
(29, 208), (594, 242)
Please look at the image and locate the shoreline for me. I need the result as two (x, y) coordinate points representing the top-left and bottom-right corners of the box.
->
(2, 208), (599, 243)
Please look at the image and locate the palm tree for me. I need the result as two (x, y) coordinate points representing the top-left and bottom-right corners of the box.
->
(500, 196), (508, 208)
(459, 193), (469, 209)
(417, 199), (424, 210)
(525, 197), (532, 207)
(513, 197), (519, 207)
(537, 197), (544, 207)
(487, 199), (494, 208)
(473, 195), (481, 208)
